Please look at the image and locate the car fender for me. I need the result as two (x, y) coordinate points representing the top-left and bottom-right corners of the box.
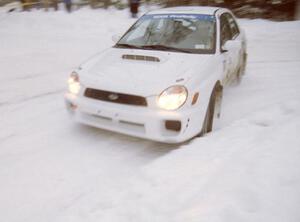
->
(181, 57), (223, 138)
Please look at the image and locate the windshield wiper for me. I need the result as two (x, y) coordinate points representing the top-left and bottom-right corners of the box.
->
(140, 45), (192, 53)
(115, 43), (143, 49)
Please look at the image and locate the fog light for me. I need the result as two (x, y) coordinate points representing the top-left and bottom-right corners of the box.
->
(165, 120), (181, 132)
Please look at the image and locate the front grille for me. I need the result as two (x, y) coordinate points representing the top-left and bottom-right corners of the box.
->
(84, 88), (147, 106)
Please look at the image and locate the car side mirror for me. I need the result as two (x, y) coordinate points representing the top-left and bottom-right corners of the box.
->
(222, 40), (241, 53)
(112, 34), (121, 43)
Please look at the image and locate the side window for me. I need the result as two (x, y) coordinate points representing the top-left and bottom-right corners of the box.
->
(225, 13), (240, 38)
(220, 14), (232, 47)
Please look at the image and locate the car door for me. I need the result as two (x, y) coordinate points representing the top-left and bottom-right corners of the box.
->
(224, 13), (242, 72)
(220, 12), (241, 85)
(220, 13), (234, 85)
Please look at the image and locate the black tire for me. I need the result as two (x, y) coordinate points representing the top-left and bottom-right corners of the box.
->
(236, 66), (243, 85)
(204, 91), (216, 134)
(240, 52), (247, 76)
(234, 52), (247, 85)
(198, 84), (222, 137)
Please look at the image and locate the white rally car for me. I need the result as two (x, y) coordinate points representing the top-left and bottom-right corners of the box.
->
(65, 6), (247, 143)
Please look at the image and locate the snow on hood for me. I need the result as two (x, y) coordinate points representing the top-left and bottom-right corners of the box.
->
(79, 48), (213, 96)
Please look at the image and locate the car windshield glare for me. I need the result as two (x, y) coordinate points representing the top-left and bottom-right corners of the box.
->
(116, 14), (216, 54)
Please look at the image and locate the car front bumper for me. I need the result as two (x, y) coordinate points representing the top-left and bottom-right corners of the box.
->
(65, 93), (199, 143)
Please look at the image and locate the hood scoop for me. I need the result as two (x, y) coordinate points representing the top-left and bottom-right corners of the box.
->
(122, 54), (160, 62)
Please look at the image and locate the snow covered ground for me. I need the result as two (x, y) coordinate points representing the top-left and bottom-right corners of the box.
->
(0, 6), (300, 222)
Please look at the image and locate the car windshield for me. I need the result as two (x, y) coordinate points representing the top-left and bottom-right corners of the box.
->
(116, 14), (216, 54)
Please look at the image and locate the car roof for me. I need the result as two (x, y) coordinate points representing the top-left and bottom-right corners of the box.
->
(146, 6), (222, 16)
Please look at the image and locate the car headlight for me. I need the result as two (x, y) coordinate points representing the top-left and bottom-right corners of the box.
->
(157, 85), (188, 110)
(68, 72), (81, 95)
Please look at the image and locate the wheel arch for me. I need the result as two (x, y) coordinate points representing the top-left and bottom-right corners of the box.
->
(198, 80), (223, 136)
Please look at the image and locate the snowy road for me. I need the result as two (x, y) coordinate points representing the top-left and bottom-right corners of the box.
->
(0, 8), (300, 222)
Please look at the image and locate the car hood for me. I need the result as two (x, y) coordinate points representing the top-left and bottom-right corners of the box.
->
(79, 48), (213, 97)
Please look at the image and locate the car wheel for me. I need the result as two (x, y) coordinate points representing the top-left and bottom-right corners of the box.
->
(235, 67), (242, 85)
(198, 83), (223, 136)
(240, 52), (247, 76)
(234, 52), (247, 85)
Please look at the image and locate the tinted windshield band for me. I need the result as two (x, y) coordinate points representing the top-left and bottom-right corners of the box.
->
(141, 14), (216, 21)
